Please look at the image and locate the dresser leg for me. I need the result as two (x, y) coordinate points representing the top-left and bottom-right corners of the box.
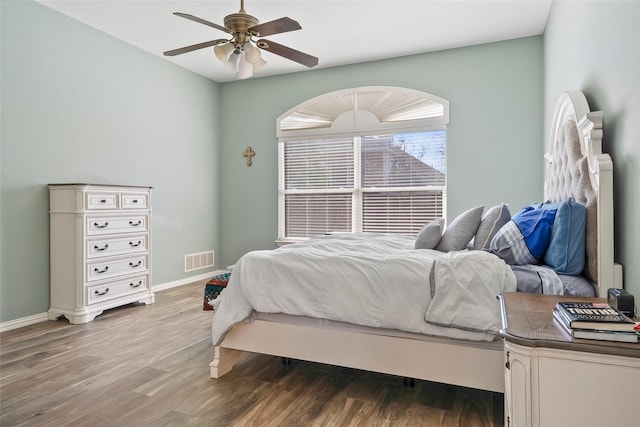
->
(48, 308), (102, 324)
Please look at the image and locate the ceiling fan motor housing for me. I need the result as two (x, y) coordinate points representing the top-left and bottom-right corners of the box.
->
(224, 13), (259, 47)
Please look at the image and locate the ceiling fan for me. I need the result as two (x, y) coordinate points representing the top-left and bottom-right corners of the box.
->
(164, 0), (318, 79)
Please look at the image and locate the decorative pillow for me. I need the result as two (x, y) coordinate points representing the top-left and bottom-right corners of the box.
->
(489, 206), (557, 265)
(436, 206), (484, 252)
(543, 199), (586, 275)
(474, 203), (511, 250)
(415, 218), (444, 249)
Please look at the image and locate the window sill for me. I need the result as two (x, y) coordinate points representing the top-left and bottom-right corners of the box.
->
(274, 238), (308, 247)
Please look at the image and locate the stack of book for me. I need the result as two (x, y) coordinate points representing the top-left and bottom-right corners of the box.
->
(553, 301), (640, 343)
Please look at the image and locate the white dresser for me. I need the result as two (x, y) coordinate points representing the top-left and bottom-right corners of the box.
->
(48, 184), (154, 324)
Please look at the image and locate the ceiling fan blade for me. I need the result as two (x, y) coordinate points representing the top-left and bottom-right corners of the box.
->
(256, 39), (318, 67)
(249, 17), (301, 37)
(173, 12), (230, 34)
(164, 39), (228, 56)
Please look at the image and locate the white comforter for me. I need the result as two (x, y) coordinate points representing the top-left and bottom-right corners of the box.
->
(211, 233), (516, 346)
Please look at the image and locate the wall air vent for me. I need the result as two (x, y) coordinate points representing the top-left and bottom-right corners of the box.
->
(184, 251), (214, 272)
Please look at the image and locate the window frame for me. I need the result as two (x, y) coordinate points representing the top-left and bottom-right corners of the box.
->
(277, 87), (449, 243)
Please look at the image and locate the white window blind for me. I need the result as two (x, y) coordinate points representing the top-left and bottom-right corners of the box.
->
(283, 138), (354, 237)
(282, 131), (446, 238)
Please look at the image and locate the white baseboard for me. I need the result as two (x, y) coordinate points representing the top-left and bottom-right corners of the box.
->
(151, 270), (226, 292)
(0, 313), (50, 333)
(0, 271), (224, 333)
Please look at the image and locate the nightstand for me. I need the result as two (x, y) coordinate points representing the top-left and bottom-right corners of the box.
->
(499, 292), (640, 427)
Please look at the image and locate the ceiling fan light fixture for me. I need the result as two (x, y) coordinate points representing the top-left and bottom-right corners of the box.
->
(214, 42), (234, 62)
(236, 52), (253, 79)
(252, 56), (267, 72)
(244, 43), (266, 72)
(243, 43), (260, 63)
(227, 50), (241, 70)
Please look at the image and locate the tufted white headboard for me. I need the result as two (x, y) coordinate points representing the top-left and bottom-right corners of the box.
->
(544, 91), (622, 297)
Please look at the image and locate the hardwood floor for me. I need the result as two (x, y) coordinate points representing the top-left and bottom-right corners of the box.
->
(1, 281), (503, 426)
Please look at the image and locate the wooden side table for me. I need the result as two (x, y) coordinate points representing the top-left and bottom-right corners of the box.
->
(499, 292), (640, 427)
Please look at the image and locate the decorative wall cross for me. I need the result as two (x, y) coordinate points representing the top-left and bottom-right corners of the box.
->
(243, 146), (256, 166)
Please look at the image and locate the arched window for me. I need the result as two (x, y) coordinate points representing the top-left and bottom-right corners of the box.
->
(277, 86), (449, 242)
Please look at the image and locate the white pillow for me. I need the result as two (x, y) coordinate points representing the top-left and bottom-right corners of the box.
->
(436, 206), (484, 252)
(474, 203), (511, 250)
(415, 218), (444, 249)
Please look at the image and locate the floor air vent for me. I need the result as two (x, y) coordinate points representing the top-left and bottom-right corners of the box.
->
(184, 251), (214, 272)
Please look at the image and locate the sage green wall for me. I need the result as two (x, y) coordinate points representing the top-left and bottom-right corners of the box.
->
(3, 1), (634, 326)
(0, 2), (547, 325)
(0, 1), (221, 323)
(544, 1), (640, 299)
(218, 37), (544, 268)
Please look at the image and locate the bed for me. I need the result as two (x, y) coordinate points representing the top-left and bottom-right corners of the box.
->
(208, 90), (623, 393)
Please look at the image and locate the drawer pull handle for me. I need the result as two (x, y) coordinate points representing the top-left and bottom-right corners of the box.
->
(94, 288), (110, 296)
(129, 220), (142, 227)
(100, 199), (107, 204)
(129, 240), (142, 247)
(94, 222), (109, 229)
(94, 266), (109, 274)
(129, 261), (142, 268)
(94, 244), (109, 251)
(132, 199), (139, 203)
(130, 280), (143, 288)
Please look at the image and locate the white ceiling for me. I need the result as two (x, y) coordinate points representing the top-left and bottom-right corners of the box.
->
(37, 0), (553, 83)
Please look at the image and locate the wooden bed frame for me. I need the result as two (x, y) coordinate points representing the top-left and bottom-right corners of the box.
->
(209, 90), (622, 393)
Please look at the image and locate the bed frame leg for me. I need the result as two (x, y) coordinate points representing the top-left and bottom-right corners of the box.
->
(209, 346), (242, 378)
(403, 377), (415, 387)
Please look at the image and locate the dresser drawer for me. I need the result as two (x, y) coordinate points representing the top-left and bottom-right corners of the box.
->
(87, 254), (148, 282)
(87, 234), (148, 259)
(87, 215), (148, 235)
(122, 192), (149, 209)
(87, 275), (150, 305)
(86, 192), (119, 210)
